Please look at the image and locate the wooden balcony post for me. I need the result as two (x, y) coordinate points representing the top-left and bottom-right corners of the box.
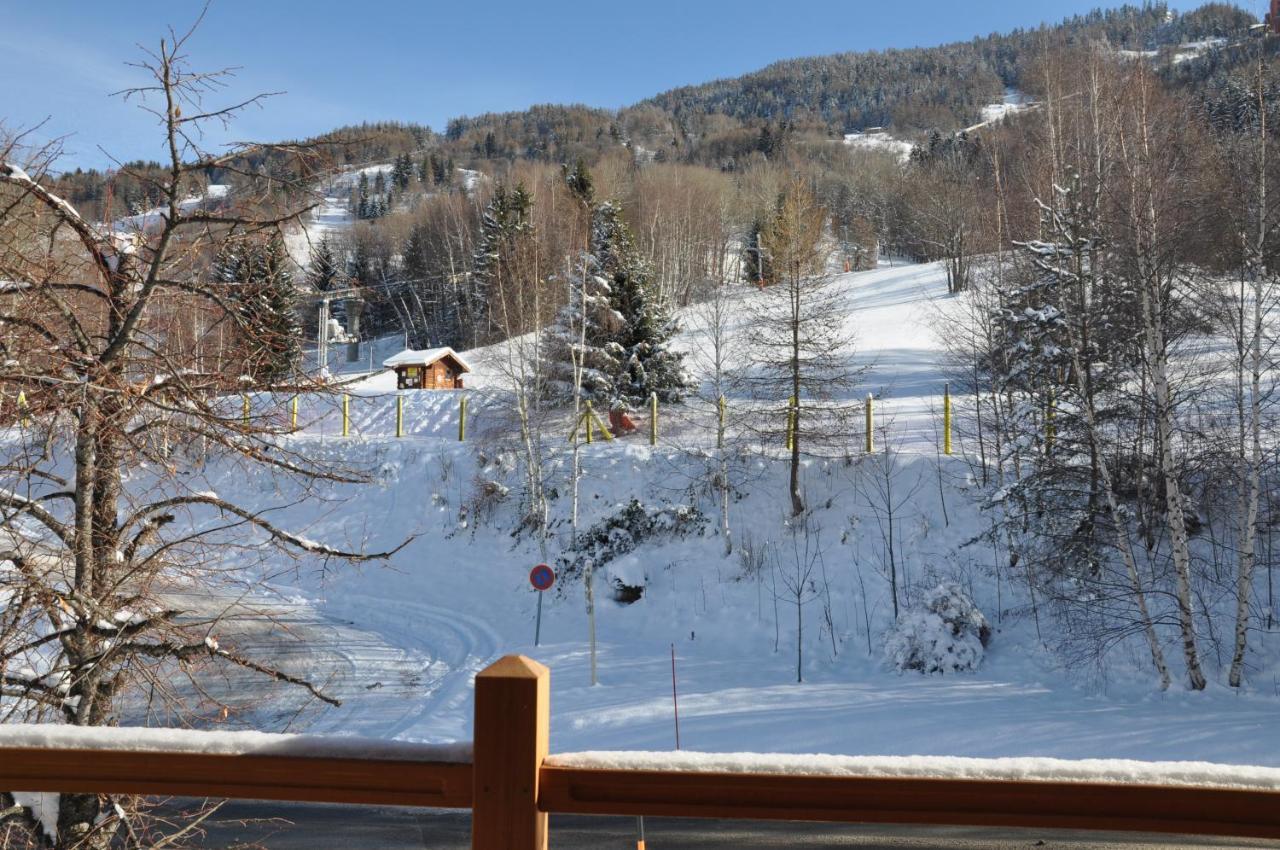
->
(472, 655), (549, 850)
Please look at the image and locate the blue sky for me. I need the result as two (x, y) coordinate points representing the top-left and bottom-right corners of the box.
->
(3, 0), (1236, 170)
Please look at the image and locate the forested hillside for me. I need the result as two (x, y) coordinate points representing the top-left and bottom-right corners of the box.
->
(50, 2), (1258, 222)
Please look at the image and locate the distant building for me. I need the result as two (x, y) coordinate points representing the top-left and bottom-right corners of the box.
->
(1272, 0), (1280, 34)
(383, 347), (471, 390)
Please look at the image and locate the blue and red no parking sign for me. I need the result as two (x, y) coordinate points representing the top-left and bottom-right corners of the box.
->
(530, 564), (555, 646)
(530, 563), (555, 591)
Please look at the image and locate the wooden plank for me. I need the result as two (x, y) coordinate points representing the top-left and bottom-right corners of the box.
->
(472, 655), (549, 850)
(538, 767), (1280, 840)
(0, 748), (472, 809)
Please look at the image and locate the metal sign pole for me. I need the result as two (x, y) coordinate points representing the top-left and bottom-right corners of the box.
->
(529, 564), (556, 648)
(535, 592), (544, 647)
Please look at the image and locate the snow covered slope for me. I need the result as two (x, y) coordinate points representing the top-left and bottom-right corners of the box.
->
(182, 260), (1280, 771)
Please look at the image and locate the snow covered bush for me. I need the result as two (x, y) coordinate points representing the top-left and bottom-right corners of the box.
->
(885, 582), (991, 674)
(460, 475), (510, 528)
(558, 499), (706, 595)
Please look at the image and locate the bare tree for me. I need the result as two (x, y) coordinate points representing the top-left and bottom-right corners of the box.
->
(688, 271), (740, 555)
(775, 517), (822, 683)
(741, 176), (858, 516)
(0, 22), (400, 847)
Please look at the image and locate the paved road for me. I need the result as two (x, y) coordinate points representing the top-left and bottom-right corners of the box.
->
(198, 802), (1280, 849)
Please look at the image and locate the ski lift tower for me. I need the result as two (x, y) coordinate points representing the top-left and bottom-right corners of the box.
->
(1270, 0), (1280, 35)
(308, 287), (364, 374)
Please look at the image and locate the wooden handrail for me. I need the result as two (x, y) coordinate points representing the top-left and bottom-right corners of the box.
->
(538, 766), (1280, 840)
(6, 657), (1280, 846)
(0, 747), (472, 809)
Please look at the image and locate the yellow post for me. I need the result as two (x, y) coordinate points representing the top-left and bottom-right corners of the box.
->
(459, 395), (468, 442)
(396, 394), (404, 438)
(16, 390), (28, 428)
(471, 655), (550, 850)
(242, 393), (250, 428)
(649, 392), (658, 447)
(290, 395), (299, 432)
(585, 402), (594, 444)
(943, 383), (952, 456)
(717, 395), (726, 450)
(591, 404), (614, 442)
(785, 396), (795, 451)
(342, 394), (350, 437)
(865, 393), (874, 453)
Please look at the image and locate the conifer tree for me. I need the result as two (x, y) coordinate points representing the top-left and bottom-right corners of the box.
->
(220, 234), (302, 385)
(543, 246), (620, 405)
(252, 233), (303, 383)
(307, 237), (341, 292)
(544, 198), (688, 408)
(470, 182), (534, 347)
(592, 201), (688, 405)
(565, 158), (595, 206)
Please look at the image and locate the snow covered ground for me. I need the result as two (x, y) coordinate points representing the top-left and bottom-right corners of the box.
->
(842, 130), (914, 163)
(169, 260), (1280, 772)
(284, 163), (487, 270)
(283, 178), (354, 270)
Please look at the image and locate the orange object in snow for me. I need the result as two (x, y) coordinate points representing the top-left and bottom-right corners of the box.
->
(609, 409), (638, 435)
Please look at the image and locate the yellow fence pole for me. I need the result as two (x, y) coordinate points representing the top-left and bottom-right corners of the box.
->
(865, 393), (874, 454)
(585, 402), (594, 444)
(459, 395), (467, 442)
(943, 383), (952, 456)
(396, 395), (404, 438)
(785, 396), (795, 451)
(291, 395), (299, 432)
(242, 393), (250, 428)
(649, 393), (658, 446)
(342, 395), (350, 437)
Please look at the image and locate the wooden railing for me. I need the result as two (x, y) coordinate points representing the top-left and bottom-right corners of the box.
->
(4, 655), (1280, 849)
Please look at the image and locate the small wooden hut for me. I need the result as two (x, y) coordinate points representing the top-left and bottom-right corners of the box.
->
(383, 347), (472, 390)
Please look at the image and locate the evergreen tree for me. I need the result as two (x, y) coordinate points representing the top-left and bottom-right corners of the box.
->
(470, 182), (533, 346)
(220, 234), (302, 385)
(565, 158), (595, 206)
(251, 233), (303, 384)
(400, 224), (459, 348)
(544, 198), (688, 408)
(432, 154), (450, 186)
(307, 237), (341, 293)
(591, 201), (688, 405)
(543, 247), (620, 405)
(392, 153), (413, 190)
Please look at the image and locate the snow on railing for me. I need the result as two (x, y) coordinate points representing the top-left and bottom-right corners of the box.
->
(0, 723), (471, 763)
(548, 750), (1280, 791)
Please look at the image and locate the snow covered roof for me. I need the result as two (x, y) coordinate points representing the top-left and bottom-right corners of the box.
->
(382, 346), (472, 372)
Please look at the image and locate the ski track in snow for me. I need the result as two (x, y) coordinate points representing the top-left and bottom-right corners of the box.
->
(150, 588), (497, 742)
(314, 593), (500, 741)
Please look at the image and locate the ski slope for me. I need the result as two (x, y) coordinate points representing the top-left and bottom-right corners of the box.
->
(194, 260), (1280, 769)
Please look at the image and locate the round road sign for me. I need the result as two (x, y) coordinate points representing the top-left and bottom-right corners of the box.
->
(530, 564), (555, 591)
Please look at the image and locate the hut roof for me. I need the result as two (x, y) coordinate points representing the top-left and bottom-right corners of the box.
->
(382, 347), (472, 372)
